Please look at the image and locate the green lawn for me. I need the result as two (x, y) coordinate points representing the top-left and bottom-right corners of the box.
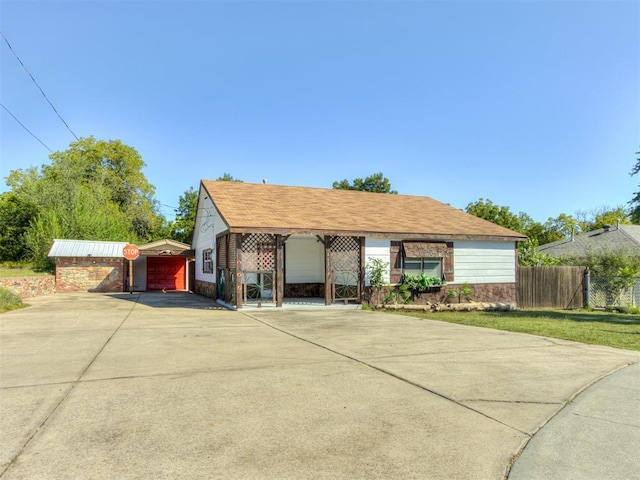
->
(0, 265), (50, 278)
(393, 309), (640, 352)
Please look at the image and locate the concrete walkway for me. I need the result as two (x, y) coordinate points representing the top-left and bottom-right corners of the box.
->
(1, 292), (639, 479)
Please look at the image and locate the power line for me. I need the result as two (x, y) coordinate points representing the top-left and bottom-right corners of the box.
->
(1, 102), (53, 153)
(1, 31), (79, 141)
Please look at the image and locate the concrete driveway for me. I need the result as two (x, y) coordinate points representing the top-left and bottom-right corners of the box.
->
(1, 293), (639, 479)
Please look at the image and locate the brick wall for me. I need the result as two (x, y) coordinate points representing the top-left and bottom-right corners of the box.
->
(285, 283), (324, 297)
(194, 279), (216, 299)
(375, 282), (517, 306)
(0, 276), (56, 298)
(55, 257), (125, 293)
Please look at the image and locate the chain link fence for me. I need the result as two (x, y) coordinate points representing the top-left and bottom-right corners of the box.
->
(589, 276), (640, 308)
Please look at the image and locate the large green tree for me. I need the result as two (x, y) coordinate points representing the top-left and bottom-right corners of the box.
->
(465, 198), (566, 266)
(3, 137), (165, 267)
(332, 172), (397, 194)
(166, 187), (198, 245)
(0, 192), (36, 261)
(465, 198), (527, 232)
(575, 206), (631, 231)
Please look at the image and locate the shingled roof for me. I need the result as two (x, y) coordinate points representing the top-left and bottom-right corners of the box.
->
(539, 224), (640, 257)
(200, 180), (526, 241)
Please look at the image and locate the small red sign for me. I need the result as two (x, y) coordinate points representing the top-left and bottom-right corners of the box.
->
(123, 244), (140, 261)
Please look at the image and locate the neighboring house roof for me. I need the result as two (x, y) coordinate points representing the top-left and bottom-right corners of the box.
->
(539, 224), (640, 257)
(48, 239), (128, 258)
(200, 180), (526, 241)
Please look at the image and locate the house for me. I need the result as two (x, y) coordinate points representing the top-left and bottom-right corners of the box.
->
(539, 222), (640, 258)
(48, 239), (194, 293)
(538, 222), (640, 307)
(192, 181), (526, 309)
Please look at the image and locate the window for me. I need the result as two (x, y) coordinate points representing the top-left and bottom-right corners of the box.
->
(203, 249), (213, 273)
(404, 257), (442, 278)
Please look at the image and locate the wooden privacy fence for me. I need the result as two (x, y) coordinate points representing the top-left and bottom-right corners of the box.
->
(518, 266), (587, 309)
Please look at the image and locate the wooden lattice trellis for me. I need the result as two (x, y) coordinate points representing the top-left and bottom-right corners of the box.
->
(241, 233), (276, 272)
(329, 236), (360, 302)
(241, 233), (277, 304)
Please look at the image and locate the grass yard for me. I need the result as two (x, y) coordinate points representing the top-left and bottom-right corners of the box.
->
(394, 309), (640, 352)
(0, 264), (50, 278)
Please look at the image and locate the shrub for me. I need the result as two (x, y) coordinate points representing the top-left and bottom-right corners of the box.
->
(0, 287), (25, 312)
(401, 273), (444, 292)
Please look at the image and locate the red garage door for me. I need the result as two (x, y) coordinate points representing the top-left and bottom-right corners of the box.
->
(147, 257), (186, 291)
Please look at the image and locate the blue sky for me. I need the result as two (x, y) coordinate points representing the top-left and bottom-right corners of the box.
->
(1, 0), (638, 224)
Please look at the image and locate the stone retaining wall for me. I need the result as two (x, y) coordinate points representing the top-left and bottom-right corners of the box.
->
(0, 276), (56, 298)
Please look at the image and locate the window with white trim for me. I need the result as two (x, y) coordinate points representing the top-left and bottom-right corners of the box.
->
(203, 248), (213, 273)
(404, 257), (443, 278)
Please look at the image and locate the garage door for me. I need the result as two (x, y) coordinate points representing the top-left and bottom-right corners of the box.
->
(147, 257), (186, 290)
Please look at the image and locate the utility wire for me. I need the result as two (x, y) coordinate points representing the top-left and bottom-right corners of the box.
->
(1, 102), (53, 153)
(1, 31), (79, 141)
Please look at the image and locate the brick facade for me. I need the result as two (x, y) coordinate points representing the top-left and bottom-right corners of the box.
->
(194, 279), (216, 300)
(55, 257), (125, 293)
(0, 276), (56, 298)
(284, 283), (324, 297)
(375, 282), (517, 306)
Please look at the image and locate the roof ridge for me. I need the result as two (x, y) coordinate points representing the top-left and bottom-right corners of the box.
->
(617, 224), (640, 246)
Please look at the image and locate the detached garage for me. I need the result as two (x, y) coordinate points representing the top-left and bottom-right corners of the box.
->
(49, 239), (195, 293)
(132, 240), (194, 291)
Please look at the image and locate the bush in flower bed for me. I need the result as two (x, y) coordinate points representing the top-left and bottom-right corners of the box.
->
(401, 273), (445, 292)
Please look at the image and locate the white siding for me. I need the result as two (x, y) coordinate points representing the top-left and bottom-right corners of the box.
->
(133, 256), (147, 291)
(364, 238), (391, 286)
(285, 236), (324, 283)
(453, 241), (516, 284)
(193, 186), (227, 283)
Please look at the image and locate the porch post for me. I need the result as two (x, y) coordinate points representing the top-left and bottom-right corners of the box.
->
(276, 234), (284, 307)
(359, 237), (366, 303)
(235, 234), (243, 310)
(324, 235), (332, 305)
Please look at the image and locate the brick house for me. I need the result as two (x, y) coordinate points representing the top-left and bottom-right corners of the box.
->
(192, 181), (526, 309)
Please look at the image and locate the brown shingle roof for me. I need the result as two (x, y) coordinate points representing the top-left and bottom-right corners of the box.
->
(201, 180), (526, 241)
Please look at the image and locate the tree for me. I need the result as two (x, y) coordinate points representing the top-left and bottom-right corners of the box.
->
(465, 198), (525, 232)
(2, 137), (165, 267)
(332, 172), (397, 194)
(167, 187), (198, 245)
(563, 246), (640, 306)
(538, 213), (579, 244)
(518, 238), (562, 266)
(217, 173), (243, 182)
(0, 192), (36, 261)
(576, 206), (631, 231)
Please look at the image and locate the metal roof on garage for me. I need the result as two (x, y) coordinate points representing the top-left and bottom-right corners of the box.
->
(48, 239), (129, 258)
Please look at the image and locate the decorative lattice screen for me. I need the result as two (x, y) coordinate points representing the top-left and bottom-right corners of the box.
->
(329, 236), (360, 272)
(330, 236), (360, 300)
(241, 233), (276, 272)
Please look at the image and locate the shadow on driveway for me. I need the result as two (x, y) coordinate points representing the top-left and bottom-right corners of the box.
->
(106, 291), (224, 310)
